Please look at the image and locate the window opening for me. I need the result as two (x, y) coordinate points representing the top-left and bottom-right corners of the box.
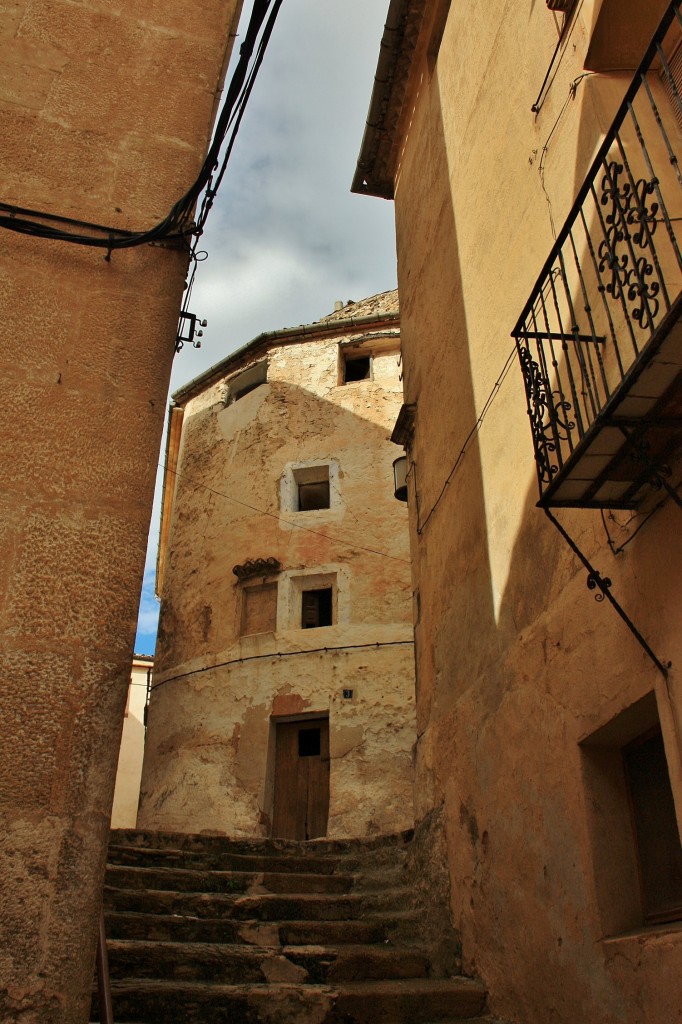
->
(298, 478), (330, 511)
(301, 587), (333, 628)
(284, 463), (335, 514)
(623, 727), (682, 924)
(226, 360), (267, 404)
(343, 354), (371, 383)
(298, 728), (321, 757)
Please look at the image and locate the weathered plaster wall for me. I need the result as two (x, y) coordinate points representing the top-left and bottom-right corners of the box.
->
(139, 299), (417, 839)
(140, 641), (414, 838)
(111, 658), (152, 829)
(388, 2), (682, 1023)
(0, 2), (241, 1020)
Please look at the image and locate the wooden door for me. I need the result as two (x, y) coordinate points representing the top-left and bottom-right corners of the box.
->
(271, 718), (329, 840)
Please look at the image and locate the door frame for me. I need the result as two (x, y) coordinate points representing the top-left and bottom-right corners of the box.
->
(266, 711), (330, 840)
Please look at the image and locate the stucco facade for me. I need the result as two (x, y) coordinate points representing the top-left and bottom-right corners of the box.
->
(0, 2), (243, 1021)
(111, 656), (153, 829)
(355, 3), (682, 1023)
(138, 291), (417, 840)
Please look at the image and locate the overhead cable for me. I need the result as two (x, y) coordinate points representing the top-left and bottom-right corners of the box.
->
(0, 0), (284, 251)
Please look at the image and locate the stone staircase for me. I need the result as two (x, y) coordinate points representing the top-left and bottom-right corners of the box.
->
(92, 828), (495, 1023)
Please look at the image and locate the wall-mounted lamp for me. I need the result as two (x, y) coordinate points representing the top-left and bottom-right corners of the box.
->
(393, 456), (408, 502)
(176, 312), (208, 353)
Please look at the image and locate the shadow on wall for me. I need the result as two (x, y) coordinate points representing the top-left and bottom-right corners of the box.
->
(154, 375), (412, 672)
(400, 39), (680, 1024)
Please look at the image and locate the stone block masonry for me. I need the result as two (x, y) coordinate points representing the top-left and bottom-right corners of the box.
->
(0, 2), (243, 1021)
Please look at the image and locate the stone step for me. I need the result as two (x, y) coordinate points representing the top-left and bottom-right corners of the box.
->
(96, 829), (487, 1024)
(105, 910), (417, 945)
(94, 1018), (499, 1024)
(280, 914), (417, 946)
(113, 828), (413, 861)
(350, 864), (406, 890)
(104, 886), (410, 921)
(92, 976), (487, 1023)
(105, 864), (354, 896)
(106, 939), (431, 985)
(107, 843), (340, 875)
(333, 978), (488, 1022)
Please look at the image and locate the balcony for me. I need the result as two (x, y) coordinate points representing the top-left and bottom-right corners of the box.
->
(513, 2), (682, 508)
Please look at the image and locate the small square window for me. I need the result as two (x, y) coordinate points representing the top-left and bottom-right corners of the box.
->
(282, 462), (338, 515)
(301, 587), (333, 628)
(298, 479), (330, 511)
(343, 354), (371, 383)
(226, 360), (267, 404)
(293, 465), (330, 511)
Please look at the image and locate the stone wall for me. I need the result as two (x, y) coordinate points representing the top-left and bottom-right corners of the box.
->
(358, 2), (682, 1022)
(138, 300), (418, 840)
(0, 2), (242, 1020)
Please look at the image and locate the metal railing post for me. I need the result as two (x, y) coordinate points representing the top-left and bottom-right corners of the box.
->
(96, 906), (114, 1024)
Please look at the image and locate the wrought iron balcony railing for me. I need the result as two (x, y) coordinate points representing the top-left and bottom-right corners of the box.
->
(513, 1), (682, 508)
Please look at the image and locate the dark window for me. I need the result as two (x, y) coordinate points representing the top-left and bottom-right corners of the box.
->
(298, 728), (321, 757)
(301, 587), (333, 628)
(343, 355), (371, 383)
(292, 465), (331, 511)
(624, 727), (682, 924)
(227, 361), (267, 404)
(298, 479), (330, 511)
(233, 379), (263, 401)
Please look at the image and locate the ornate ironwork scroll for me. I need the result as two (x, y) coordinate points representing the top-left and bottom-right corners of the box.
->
(518, 342), (575, 484)
(597, 161), (661, 329)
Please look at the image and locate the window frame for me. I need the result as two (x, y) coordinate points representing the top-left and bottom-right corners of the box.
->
(622, 725), (682, 925)
(281, 460), (340, 515)
(341, 352), (372, 384)
(224, 359), (268, 406)
(238, 578), (279, 637)
(579, 692), (682, 936)
(300, 585), (334, 629)
(277, 566), (349, 631)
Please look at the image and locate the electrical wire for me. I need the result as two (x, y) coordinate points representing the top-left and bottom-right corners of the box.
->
(415, 347), (517, 534)
(531, 0), (587, 116)
(600, 492), (671, 556)
(600, 508), (619, 555)
(0, 0), (284, 252)
(193, 0), (284, 238)
(175, 0), (284, 331)
(150, 639), (414, 693)
(538, 73), (594, 239)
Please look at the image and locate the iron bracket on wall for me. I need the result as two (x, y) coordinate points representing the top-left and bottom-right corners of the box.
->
(618, 425), (682, 513)
(543, 507), (670, 679)
(176, 311), (207, 353)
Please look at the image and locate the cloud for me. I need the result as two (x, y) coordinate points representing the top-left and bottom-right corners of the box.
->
(171, 0), (397, 389)
(137, 0), (398, 651)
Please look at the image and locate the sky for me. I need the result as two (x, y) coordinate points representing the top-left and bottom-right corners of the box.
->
(134, 0), (398, 654)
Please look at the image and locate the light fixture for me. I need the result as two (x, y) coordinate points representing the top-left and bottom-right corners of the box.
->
(393, 456), (408, 502)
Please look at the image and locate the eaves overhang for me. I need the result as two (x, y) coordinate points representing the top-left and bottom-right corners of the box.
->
(352, 0), (453, 199)
(172, 308), (400, 406)
(351, 0), (421, 200)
